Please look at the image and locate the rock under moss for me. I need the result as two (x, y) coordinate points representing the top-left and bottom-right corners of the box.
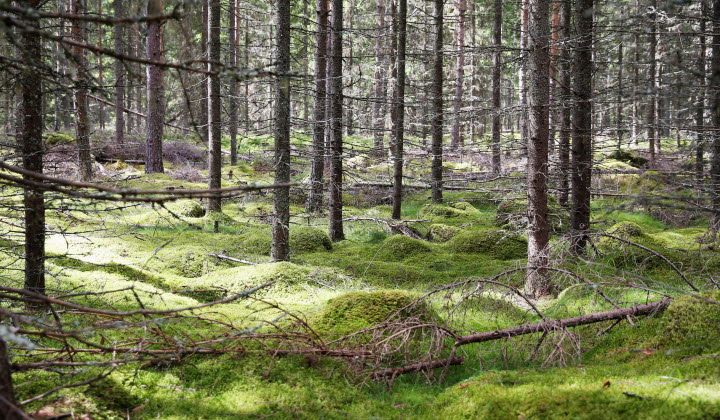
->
(290, 226), (333, 253)
(167, 200), (206, 218)
(314, 290), (433, 337)
(417, 204), (467, 219)
(661, 291), (720, 354)
(428, 224), (460, 243)
(607, 149), (648, 168)
(447, 229), (527, 260)
(378, 235), (432, 260)
(45, 132), (75, 147)
(449, 201), (479, 214)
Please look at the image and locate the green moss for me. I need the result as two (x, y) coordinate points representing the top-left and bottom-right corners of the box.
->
(429, 224), (460, 242)
(167, 199), (206, 218)
(377, 235), (432, 260)
(601, 221), (663, 250)
(239, 230), (272, 255)
(447, 229), (527, 260)
(45, 132), (75, 146)
(314, 290), (432, 337)
(203, 211), (236, 224)
(238, 201), (273, 217)
(418, 204), (467, 219)
(449, 201), (479, 214)
(290, 226), (332, 253)
(606, 149), (648, 168)
(661, 291), (720, 354)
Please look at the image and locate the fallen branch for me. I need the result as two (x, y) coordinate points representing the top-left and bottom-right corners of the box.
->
(454, 299), (671, 347)
(208, 253), (256, 265)
(370, 356), (465, 380)
(343, 217), (429, 240)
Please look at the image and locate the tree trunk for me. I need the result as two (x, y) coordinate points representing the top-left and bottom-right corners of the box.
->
(632, 0), (640, 144)
(145, 0), (165, 174)
(696, 0), (707, 183)
(372, 0), (387, 154)
(97, 0), (105, 132)
(430, 0), (444, 203)
(711, 0), (720, 231)
(207, 0), (222, 211)
(328, 0), (345, 241)
(524, 0), (552, 297)
(557, 0), (571, 207)
(229, 0), (239, 166)
(113, 0), (125, 144)
(20, 0), (45, 298)
(616, 42), (623, 150)
(346, 4), (354, 136)
(491, 0), (503, 174)
(71, 0), (93, 181)
(306, 0), (330, 214)
(0, 337), (21, 419)
(570, 0), (593, 254)
(647, 0), (658, 165)
(451, 0), (466, 150)
(272, 0), (291, 261)
(391, 0), (407, 220)
(519, 0), (529, 156)
(200, 0), (209, 142)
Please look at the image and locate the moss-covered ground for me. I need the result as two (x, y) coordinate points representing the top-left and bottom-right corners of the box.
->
(2, 137), (719, 419)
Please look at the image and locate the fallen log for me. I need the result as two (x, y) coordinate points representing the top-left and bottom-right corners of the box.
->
(370, 356), (465, 380)
(343, 217), (428, 240)
(208, 253), (256, 265)
(454, 299), (671, 347)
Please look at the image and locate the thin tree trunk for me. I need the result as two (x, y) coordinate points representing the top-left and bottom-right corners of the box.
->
(20, 0), (45, 298)
(632, 0), (640, 144)
(616, 42), (623, 150)
(430, 0), (444, 203)
(0, 336), (21, 419)
(696, 0), (707, 183)
(71, 0), (93, 181)
(97, 0), (105, 131)
(200, 0), (209, 142)
(391, 0), (407, 220)
(491, 0), (503, 174)
(207, 0), (222, 211)
(520, 0), (529, 155)
(346, 4), (354, 136)
(524, 0), (552, 297)
(328, 0), (345, 241)
(451, 0), (466, 149)
(272, 0), (291, 261)
(306, 0), (330, 214)
(557, 0), (571, 207)
(145, 0), (165, 174)
(229, 0), (238, 165)
(372, 0), (387, 154)
(113, 0), (125, 144)
(548, 0), (559, 155)
(711, 0), (720, 231)
(570, 0), (593, 254)
(647, 0), (658, 165)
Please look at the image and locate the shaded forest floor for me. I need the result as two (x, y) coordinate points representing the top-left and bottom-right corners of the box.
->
(2, 133), (720, 419)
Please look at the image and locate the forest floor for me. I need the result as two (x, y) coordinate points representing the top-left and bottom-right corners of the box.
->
(2, 134), (720, 419)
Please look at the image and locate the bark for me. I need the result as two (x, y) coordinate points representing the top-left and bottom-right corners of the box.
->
(97, 0), (105, 131)
(696, 1), (707, 183)
(71, 0), (93, 181)
(371, 356), (465, 380)
(430, 0), (444, 203)
(632, 0), (640, 144)
(524, 0), (552, 297)
(391, 0), (407, 220)
(207, 0), (222, 211)
(328, 0), (345, 241)
(200, 0), (209, 142)
(228, 0), (238, 165)
(372, 0), (388, 154)
(145, 0), (165, 174)
(520, 0), (529, 155)
(455, 299), (671, 346)
(306, 0), (330, 214)
(113, 0), (125, 144)
(451, 0), (466, 150)
(557, 0), (571, 207)
(570, 0), (593, 254)
(0, 338), (21, 420)
(712, 0), (720, 230)
(616, 42), (623, 150)
(272, 0), (291, 261)
(20, 0), (45, 298)
(647, 0), (658, 165)
(346, 5), (354, 136)
(491, 0), (503, 174)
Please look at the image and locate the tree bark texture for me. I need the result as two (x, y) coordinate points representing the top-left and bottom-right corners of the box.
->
(451, 0), (466, 149)
(372, 0), (388, 154)
(430, 0), (444, 203)
(207, 0), (222, 211)
(391, 0), (407, 220)
(328, 0), (345, 241)
(557, 0), (571, 207)
(113, 0), (125, 144)
(229, 0), (239, 166)
(71, 0), (93, 181)
(491, 0), (503, 174)
(145, 0), (165, 174)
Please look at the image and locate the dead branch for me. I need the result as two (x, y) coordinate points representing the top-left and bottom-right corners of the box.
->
(370, 356), (465, 380)
(208, 253), (256, 265)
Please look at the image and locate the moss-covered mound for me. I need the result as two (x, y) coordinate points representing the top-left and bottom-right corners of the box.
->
(167, 200), (206, 218)
(314, 290), (433, 337)
(447, 229), (527, 260)
(417, 204), (467, 219)
(601, 221), (662, 249)
(607, 149), (648, 168)
(377, 235), (432, 260)
(428, 224), (460, 243)
(45, 132), (75, 147)
(290, 226), (333, 253)
(238, 230), (272, 255)
(661, 291), (720, 354)
(448, 201), (479, 214)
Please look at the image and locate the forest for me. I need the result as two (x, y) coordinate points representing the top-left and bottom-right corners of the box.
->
(0, 0), (719, 418)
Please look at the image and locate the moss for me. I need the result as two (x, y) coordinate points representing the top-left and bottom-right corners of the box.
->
(429, 224), (460, 243)
(606, 149), (648, 168)
(377, 234), (432, 260)
(239, 230), (272, 255)
(45, 132), (75, 146)
(203, 211), (236, 225)
(313, 290), (432, 337)
(661, 291), (720, 354)
(417, 204), (467, 219)
(239, 202), (273, 217)
(601, 221), (662, 249)
(447, 229), (527, 260)
(449, 201), (479, 214)
(167, 200), (206, 218)
(290, 226), (332, 253)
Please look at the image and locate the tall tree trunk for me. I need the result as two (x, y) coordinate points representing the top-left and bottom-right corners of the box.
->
(346, 4), (354, 136)
(0, 336), (21, 419)
(229, 0), (238, 165)
(548, 0), (559, 155)
(207, 0), (222, 211)
(391, 0), (407, 220)
(372, 0), (387, 154)
(647, 0), (658, 165)
(113, 0), (125, 144)
(520, 0), (529, 155)
(524, 0), (552, 297)
(306, 0), (330, 213)
(200, 0), (209, 142)
(570, 0), (593, 254)
(632, 0), (640, 144)
(616, 41), (623, 150)
(697, 0), (707, 183)
(126, 17), (135, 135)
(97, 0), (105, 131)
(71, 0), (93, 181)
(451, 0), (466, 149)
(145, 0), (165, 174)
(711, 0), (720, 231)
(491, 0), (503, 174)
(272, 0), (291, 261)
(328, 0), (345, 241)
(557, 0), (571, 207)
(430, 0), (444, 203)
(20, 0), (45, 298)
